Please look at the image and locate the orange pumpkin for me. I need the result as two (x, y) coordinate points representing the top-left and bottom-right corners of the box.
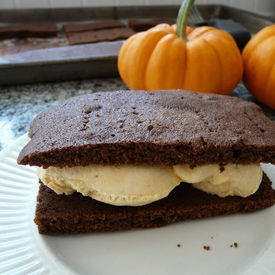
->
(242, 25), (275, 109)
(118, 0), (243, 95)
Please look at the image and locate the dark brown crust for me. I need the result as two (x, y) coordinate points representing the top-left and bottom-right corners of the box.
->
(63, 21), (126, 33)
(0, 23), (57, 39)
(34, 174), (275, 234)
(128, 19), (175, 32)
(17, 91), (275, 168)
(66, 28), (135, 45)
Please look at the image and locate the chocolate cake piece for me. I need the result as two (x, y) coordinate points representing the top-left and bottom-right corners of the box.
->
(0, 23), (57, 39)
(129, 19), (175, 32)
(17, 90), (275, 168)
(63, 21), (126, 33)
(34, 173), (275, 234)
(66, 28), (135, 45)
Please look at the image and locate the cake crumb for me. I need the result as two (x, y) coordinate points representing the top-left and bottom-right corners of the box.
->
(203, 245), (210, 251)
(230, 242), (238, 248)
(177, 244), (181, 248)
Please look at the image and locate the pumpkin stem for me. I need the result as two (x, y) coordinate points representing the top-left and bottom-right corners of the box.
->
(176, 0), (195, 42)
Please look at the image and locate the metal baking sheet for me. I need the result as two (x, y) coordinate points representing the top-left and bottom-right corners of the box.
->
(0, 4), (274, 86)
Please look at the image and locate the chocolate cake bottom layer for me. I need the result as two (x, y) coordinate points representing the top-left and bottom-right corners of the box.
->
(35, 174), (275, 234)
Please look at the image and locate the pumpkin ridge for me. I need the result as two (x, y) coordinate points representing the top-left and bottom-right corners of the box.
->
(145, 33), (177, 90)
(145, 33), (186, 90)
(169, 35), (188, 89)
(162, 35), (182, 89)
(265, 65), (275, 108)
(204, 29), (243, 94)
(200, 35), (223, 94)
(132, 30), (169, 89)
(118, 34), (140, 87)
(187, 27), (213, 41)
(253, 36), (275, 104)
(261, 37), (275, 100)
(263, 64), (275, 104)
(242, 25), (275, 109)
(182, 38), (188, 89)
(243, 25), (275, 60)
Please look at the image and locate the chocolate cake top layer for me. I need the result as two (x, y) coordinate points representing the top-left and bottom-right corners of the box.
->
(17, 90), (275, 168)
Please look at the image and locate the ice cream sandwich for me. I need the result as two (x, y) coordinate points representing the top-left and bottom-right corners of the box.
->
(17, 90), (275, 234)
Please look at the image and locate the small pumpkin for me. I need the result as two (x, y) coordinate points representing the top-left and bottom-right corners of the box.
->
(118, 0), (243, 95)
(242, 25), (275, 109)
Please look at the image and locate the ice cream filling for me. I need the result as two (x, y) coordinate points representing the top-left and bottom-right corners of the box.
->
(37, 163), (262, 206)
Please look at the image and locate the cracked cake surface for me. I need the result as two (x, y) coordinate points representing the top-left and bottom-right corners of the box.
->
(17, 90), (275, 168)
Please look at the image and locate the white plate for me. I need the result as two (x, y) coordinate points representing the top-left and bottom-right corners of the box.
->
(0, 134), (274, 275)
